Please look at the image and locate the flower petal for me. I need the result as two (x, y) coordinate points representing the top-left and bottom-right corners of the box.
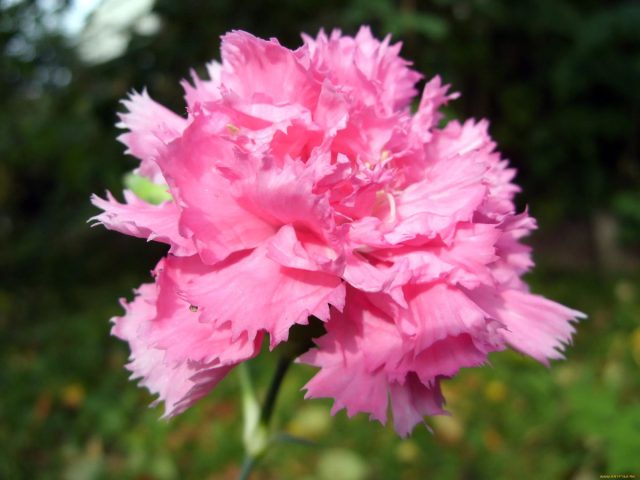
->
(468, 287), (585, 365)
(185, 245), (345, 348)
(112, 255), (262, 416)
(90, 191), (195, 256)
(117, 89), (188, 182)
(221, 30), (320, 108)
(389, 375), (446, 437)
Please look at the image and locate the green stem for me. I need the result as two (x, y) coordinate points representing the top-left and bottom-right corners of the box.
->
(238, 455), (258, 480)
(238, 356), (293, 480)
(237, 317), (325, 480)
(260, 356), (292, 426)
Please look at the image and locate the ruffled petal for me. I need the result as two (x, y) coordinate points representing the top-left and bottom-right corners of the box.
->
(266, 224), (343, 274)
(155, 119), (276, 263)
(389, 375), (446, 437)
(410, 76), (459, 141)
(390, 153), (488, 243)
(301, 287), (451, 435)
(148, 255), (262, 366)
(368, 222), (500, 289)
(90, 191), (195, 256)
(300, 291), (394, 423)
(302, 26), (421, 112)
(221, 30), (320, 108)
(468, 287), (585, 365)
(185, 245), (345, 348)
(157, 114), (336, 264)
(401, 283), (495, 351)
(112, 256), (262, 416)
(117, 89), (188, 182)
(182, 61), (223, 109)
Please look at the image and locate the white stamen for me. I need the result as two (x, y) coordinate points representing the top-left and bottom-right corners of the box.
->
(386, 191), (397, 223)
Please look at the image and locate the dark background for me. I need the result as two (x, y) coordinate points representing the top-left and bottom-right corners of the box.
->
(1, 1), (639, 479)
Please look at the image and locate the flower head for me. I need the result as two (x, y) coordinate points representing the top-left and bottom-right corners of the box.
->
(91, 27), (584, 436)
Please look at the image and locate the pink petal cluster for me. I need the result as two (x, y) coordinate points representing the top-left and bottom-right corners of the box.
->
(92, 27), (584, 436)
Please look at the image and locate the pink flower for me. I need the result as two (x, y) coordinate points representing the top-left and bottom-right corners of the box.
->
(91, 27), (584, 436)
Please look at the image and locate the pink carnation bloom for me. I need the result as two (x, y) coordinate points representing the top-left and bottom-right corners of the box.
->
(92, 27), (584, 436)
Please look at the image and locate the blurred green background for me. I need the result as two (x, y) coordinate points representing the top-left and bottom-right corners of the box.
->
(1, 0), (639, 479)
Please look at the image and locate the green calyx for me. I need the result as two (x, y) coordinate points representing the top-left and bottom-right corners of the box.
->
(124, 173), (172, 205)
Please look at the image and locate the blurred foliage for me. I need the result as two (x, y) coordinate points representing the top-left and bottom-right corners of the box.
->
(1, 0), (639, 479)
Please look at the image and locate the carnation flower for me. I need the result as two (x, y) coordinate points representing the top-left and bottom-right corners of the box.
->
(91, 26), (584, 437)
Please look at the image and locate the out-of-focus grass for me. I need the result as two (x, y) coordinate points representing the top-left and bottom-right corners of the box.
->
(1, 268), (638, 480)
